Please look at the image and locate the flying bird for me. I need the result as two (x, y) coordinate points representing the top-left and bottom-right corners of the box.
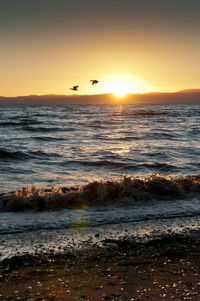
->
(90, 80), (99, 85)
(70, 86), (79, 91)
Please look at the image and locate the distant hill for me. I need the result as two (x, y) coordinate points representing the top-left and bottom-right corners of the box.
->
(0, 91), (200, 105)
(176, 89), (200, 93)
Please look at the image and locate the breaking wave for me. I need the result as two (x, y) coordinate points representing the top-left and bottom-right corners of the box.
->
(1, 173), (200, 212)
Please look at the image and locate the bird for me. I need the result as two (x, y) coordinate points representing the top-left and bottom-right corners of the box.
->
(70, 85), (79, 91)
(90, 80), (99, 85)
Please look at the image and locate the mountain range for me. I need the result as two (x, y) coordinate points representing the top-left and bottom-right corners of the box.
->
(0, 90), (200, 105)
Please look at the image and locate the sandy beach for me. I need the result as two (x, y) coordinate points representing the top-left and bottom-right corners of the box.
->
(1, 233), (200, 300)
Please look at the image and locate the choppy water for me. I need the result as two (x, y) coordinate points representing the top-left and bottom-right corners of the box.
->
(1, 103), (200, 259)
(1, 103), (200, 192)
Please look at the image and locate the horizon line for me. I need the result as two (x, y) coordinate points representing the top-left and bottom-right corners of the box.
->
(1, 88), (200, 98)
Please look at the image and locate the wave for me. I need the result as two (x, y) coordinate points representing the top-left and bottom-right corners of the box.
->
(0, 119), (43, 126)
(141, 162), (178, 172)
(1, 173), (200, 212)
(0, 149), (30, 160)
(22, 126), (60, 132)
(117, 136), (140, 141)
(115, 133), (176, 141)
(81, 160), (126, 168)
(29, 150), (61, 159)
(22, 125), (75, 133)
(60, 159), (126, 168)
(0, 148), (61, 161)
(110, 111), (167, 117)
(33, 136), (64, 141)
(63, 159), (175, 172)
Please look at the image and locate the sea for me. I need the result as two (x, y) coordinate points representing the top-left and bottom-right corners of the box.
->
(1, 103), (200, 260)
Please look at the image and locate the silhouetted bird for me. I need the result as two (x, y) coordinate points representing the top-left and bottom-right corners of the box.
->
(90, 80), (99, 85)
(70, 86), (79, 91)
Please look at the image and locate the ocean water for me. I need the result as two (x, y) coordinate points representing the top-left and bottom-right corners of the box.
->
(1, 103), (200, 259)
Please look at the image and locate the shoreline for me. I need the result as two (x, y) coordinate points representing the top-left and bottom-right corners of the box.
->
(1, 233), (200, 300)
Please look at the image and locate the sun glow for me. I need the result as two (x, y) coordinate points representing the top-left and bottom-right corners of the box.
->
(102, 74), (149, 97)
(107, 79), (133, 97)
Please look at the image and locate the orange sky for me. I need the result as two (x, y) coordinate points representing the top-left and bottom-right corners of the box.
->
(1, 0), (200, 96)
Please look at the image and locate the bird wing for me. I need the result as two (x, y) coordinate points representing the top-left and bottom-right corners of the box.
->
(90, 80), (99, 84)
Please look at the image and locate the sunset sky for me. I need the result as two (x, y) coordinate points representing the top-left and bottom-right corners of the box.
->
(1, 0), (200, 96)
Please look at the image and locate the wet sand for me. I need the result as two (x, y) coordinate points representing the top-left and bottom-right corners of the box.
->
(1, 234), (200, 300)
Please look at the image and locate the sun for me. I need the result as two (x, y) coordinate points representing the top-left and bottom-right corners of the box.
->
(86, 73), (153, 96)
(102, 74), (148, 97)
(107, 79), (134, 97)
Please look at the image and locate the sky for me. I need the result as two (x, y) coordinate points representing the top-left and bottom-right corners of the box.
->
(1, 0), (200, 96)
